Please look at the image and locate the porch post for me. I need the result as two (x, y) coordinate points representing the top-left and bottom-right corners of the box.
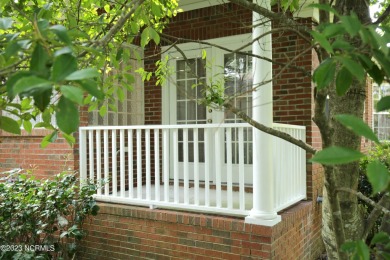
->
(245, 0), (281, 226)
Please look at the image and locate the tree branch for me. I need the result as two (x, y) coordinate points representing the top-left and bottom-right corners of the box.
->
(338, 187), (390, 215)
(223, 102), (317, 154)
(160, 33), (311, 77)
(373, 4), (390, 25)
(94, 0), (145, 47)
(227, 0), (311, 35)
(362, 193), (390, 240)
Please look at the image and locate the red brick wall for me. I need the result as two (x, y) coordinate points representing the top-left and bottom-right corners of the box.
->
(0, 129), (74, 179)
(79, 201), (323, 260)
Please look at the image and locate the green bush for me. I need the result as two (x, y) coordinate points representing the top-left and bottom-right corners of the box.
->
(0, 169), (100, 260)
(358, 142), (390, 239)
(359, 142), (390, 198)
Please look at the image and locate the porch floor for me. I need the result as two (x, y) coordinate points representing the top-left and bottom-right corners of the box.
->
(108, 184), (254, 211)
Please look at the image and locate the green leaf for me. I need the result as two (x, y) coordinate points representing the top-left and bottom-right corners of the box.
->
(0, 116), (21, 135)
(116, 48), (123, 61)
(202, 49), (207, 60)
(336, 57), (365, 82)
(65, 68), (100, 81)
(60, 85), (84, 105)
(13, 76), (52, 96)
(310, 146), (364, 165)
(141, 27), (150, 47)
(99, 104), (107, 117)
(78, 80), (104, 100)
(151, 2), (162, 17)
(322, 24), (345, 38)
(335, 67), (352, 96)
(377, 96), (390, 112)
(367, 161), (390, 194)
(371, 232), (390, 245)
(0, 17), (13, 30)
(335, 114), (379, 144)
(331, 39), (353, 51)
(340, 13), (361, 37)
(6, 71), (33, 100)
(54, 46), (73, 57)
(62, 133), (75, 145)
(357, 54), (384, 85)
(308, 3), (339, 16)
(130, 22), (140, 34)
(51, 54), (77, 82)
(373, 50), (390, 78)
(4, 41), (21, 60)
(23, 120), (33, 133)
(313, 58), (336, 89)
(56, 96), (79, 134)
(30, 42), (50, 78)
(341, 241), (356, 253)
(356, 240), (370, 260)
(50, 25), (71, 44)
(311, 31), (333, 54)
(32, 87), (53, 112)
(41, 131), (58, 148)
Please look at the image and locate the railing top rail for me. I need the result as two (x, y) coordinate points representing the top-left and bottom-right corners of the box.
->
(80, 123), (251, 131)
(80, 122), (306, 131)
(273, 123), (306, 130)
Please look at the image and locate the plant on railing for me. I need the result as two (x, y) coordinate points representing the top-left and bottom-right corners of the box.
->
(0, 169), (100, 260)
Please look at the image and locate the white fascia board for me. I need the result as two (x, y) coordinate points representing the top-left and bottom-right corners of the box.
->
(178, 0), (318, 21)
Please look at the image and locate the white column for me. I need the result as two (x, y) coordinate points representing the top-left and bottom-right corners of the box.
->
(245, 0), (281, 226)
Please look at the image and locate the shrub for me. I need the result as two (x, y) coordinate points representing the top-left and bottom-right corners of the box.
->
(358, 142), (390, 239)
(0, 169), (100, 260)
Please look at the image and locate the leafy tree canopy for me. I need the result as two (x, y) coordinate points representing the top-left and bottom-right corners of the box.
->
(0, 0), (178, 145)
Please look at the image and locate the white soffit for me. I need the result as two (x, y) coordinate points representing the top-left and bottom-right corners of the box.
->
(177, 0), (318, 21)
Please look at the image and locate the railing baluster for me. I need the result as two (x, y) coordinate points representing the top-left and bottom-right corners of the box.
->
(128, 130), (133, 198)
(137, 129), (142, 199)
(154, 129), (160, 202)
(112, 130), (117, 196)
(173, 129), (179, 204)
(96, 130), (102, 195)
(194, 128), (199, 206)
(120, 129), (125, 198)
(204, 128), (210, 207)
(238, 128), (245, 211)
(183, 129), (189, 204)
(104, 130), (109, 195)
(146, 129), (151, 201)
(79, 129), (87, 183)
(88, 130), (94, 182)
(215, 128), (222, 208)
(163, 129), (169, 202)
(226, 128), (233, 209)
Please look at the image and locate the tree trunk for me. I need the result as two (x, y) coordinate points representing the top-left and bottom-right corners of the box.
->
(321, 81), (366, 259)
(316, 1), (371, 258)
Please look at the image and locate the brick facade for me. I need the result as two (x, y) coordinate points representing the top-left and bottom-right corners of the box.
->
(0, 129), (74, 179)
(78, 201), (323, 260)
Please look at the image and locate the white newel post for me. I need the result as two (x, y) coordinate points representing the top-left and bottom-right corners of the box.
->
(245, 0), (281, 226)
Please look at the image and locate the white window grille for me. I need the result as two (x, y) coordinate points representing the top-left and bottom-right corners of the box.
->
(88, 46), (144, 126)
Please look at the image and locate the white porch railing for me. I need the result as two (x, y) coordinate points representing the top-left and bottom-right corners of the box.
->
(79, 123), (306, 217)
